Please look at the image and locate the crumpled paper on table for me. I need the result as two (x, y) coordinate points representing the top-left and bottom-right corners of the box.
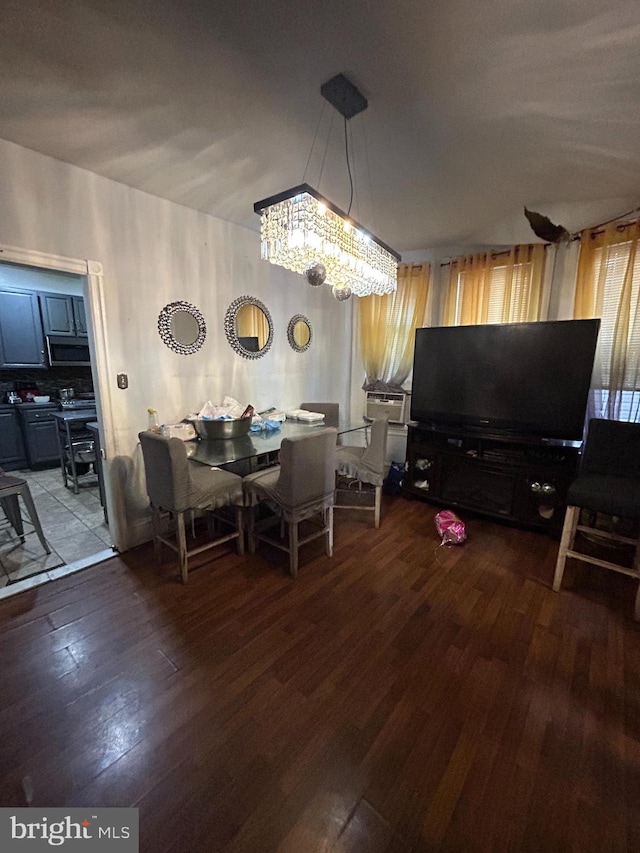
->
(198, 396), (246, 420)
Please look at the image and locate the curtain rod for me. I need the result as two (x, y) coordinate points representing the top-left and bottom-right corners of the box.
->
(439, 245), (547, 268)
(439, 204), (640, 266)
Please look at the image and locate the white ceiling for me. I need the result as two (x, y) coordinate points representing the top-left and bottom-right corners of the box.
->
(2, 0), (640, 255)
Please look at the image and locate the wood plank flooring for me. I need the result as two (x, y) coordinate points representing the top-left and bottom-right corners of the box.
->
(0, 494), (639, 852)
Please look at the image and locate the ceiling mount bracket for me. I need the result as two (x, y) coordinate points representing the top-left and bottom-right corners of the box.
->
(320, 74), (367, 120)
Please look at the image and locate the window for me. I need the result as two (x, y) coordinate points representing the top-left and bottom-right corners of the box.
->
(574, 220), (640, 422)
(444, 244), (547, 326)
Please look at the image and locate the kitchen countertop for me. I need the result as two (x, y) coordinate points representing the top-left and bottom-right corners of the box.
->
(3, 401), (58, 408)
(52, 409), (97, 422)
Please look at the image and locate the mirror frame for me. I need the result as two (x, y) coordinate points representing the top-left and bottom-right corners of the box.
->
(287, 314), (312, 353)
(158, 300), (207, 355)
(224, 295), (274, 359)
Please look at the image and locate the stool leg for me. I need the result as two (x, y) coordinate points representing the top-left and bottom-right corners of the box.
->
(177, 511), (188, 584)
(151, 507), (163, 566)
(20, 485), (51, 554)
(374, 485), (382, 529)
(326, 505), (333, 558)
(288, 520), (299, 579)
(2, 494), (25, 541)
(553, 505), (579, 592)
(247, 506), (257, 555)
(235, 506), (245, 556)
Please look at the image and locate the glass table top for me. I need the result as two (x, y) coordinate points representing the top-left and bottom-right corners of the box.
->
(187, 418), (369, 467)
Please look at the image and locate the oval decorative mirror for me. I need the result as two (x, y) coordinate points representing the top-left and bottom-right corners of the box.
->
(158, 301), (207, 355)
(224, 296), (273, 359)
(287, 314), (312, 352)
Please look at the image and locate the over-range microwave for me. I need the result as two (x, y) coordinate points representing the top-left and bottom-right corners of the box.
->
(46, 335), (91, 367)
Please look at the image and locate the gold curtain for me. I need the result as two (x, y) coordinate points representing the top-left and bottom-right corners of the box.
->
(443, 244), (547, 326)
(574, 220), (640, 421)
(237, 304), (269, 348)
(358, 262), (430, 391)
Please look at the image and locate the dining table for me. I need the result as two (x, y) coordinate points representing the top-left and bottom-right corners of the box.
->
(186, 418), (369, 471)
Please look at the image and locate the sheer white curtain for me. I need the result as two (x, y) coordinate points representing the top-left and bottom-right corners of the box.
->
(443, 244), (548, 326)
(574, 220), (640, 422)
(359, 263), (430, 392)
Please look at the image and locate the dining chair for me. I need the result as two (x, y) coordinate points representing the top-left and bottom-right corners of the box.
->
(553, 418), (640, 620)
(334, 416), (389, 528)
(243, 427), (337, 578)
(139, 430), (245, 583)
(300, 403), (340, 429)
(300, 402), (342, 445)
(0, 468), (51, 554)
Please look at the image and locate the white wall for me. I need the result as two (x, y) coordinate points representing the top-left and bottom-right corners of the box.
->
(0, 138), (353, 549)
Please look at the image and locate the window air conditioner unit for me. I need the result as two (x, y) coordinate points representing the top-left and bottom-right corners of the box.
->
(365, 391), (409, 424)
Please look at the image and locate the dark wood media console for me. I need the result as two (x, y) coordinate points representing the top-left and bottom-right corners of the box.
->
(404, 422), (582, 534)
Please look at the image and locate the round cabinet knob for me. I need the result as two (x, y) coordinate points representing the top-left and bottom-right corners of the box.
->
(541, 482), (556, 494)
(530, 481), (541, 493)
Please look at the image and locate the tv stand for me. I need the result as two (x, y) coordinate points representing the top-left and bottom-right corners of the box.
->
(403, 423), (581, 534)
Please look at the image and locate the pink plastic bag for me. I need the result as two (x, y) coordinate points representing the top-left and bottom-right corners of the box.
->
(435, 510), (467, 545)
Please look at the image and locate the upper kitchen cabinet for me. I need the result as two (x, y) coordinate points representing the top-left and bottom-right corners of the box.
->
(0, 288), (47, 368)
(40, 293), (88, 337)
(73, 296), (87, 335)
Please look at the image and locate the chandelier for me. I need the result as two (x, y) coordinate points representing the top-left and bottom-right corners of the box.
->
(253, 75), (400, 299)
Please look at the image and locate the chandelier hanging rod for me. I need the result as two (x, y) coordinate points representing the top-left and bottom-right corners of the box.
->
(253, 182), (401, 262)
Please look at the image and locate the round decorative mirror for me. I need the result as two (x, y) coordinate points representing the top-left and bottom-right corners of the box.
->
(158, 301), (207, 355)
(287, 314), (312, 352)
(224, 296), (273, 359)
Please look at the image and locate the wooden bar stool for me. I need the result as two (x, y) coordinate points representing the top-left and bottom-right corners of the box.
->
(553, 418), (640, 620)
(0, 471), (51, 554)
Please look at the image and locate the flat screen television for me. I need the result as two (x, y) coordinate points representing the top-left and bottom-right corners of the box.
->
(410, 319), (600, 441)
(238, 336), (260, 352)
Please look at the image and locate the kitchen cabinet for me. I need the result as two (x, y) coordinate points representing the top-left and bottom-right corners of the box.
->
(73, 296), (87, 334)
(0, 288), (47, 368)
(17, 404), (60, 468)
(0, 405), (27, 470)
(40, 293), (88, 337)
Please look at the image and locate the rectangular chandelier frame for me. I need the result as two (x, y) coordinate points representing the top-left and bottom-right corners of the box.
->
(254, 183), (400, 297)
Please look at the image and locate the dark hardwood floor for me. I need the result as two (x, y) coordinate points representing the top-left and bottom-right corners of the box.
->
(0, 494), (639, 852)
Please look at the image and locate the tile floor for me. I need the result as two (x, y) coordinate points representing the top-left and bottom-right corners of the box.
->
(0, 465), (112, 589)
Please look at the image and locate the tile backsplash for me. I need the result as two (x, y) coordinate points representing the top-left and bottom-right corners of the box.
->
(0, 366), (93, 402)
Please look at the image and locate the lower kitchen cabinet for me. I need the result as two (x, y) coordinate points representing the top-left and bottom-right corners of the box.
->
(0, 405), (27, 470)
(17, 404), (60, 468)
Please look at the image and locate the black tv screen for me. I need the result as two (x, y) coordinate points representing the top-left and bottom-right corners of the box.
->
(410, 319), (600, 441)
(238, 336), (260, 352)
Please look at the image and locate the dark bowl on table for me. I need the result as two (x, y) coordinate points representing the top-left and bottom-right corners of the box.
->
(189, 417), (251, 440)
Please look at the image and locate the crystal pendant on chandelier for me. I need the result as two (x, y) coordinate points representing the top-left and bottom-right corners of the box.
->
(305, 262), (327, 287)
(332, 284), (352, 301)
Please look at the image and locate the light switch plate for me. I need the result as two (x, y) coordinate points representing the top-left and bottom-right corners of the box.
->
(117, 373), (128, 390)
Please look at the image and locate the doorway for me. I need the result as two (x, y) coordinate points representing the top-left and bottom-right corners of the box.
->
(0, 245), (116, 596)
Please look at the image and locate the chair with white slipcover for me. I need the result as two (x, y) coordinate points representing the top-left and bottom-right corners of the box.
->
(139, 430), (244, 583)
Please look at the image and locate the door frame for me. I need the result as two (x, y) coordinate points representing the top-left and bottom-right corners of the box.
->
(0, 242), (121, 551)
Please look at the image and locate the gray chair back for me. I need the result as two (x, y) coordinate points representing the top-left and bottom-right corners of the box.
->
(582, 418), (640, 479)
(300, 403), (340, 429)
(271, 428), (337, 511)
(139, 431), (191, 512)
(361, 417), (389, 483)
